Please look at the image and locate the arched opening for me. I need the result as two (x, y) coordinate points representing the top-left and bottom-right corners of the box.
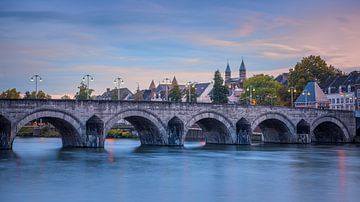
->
(312, 121), (346, 143)
(297, 119), (310, 134)
(104, 110), (166, 147)
(236, 118), (251, 144)
(86, 115), (104, 147)
(0, 115), (12, 149)
(15, 117), (80, 148)
(167, 117), (184, 145)
(185, 118), (233, 145)
(253, 118), (293, 143)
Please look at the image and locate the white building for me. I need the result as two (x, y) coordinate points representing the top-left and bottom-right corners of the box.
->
(320, 71), (360, 111)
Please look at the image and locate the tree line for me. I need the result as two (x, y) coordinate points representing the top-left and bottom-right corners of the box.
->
(1, 55), (341, 105)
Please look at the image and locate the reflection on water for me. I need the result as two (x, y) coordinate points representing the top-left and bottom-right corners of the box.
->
(1, 137), (360, 202)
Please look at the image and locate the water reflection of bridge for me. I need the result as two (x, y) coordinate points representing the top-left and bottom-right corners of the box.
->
(0, 99), (358, 149)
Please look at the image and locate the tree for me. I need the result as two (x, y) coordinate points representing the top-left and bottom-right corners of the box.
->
(185, 85), (197, 103)
(169, 78), (182, 102)
(61, 95), (71, 99)
(288, 55), (342, 93)
(0, 88), (21, 99)
(74, 82), (94, 100)
(241, 74), (283, 105)
(23, 91), (52, 99)
(210, 70), (228, 104)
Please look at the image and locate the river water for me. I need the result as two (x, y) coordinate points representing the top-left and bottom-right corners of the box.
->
(1, 137), (360, 202)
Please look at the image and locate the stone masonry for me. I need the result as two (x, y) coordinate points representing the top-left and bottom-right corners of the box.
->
(0, 99), (357, 149)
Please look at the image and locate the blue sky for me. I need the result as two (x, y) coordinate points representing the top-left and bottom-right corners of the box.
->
(0, 0), (359, 97)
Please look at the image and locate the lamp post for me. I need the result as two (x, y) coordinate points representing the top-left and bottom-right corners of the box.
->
(30, 74), (42, 99)
(288, 87), (297, 108)
(114, 77), (124, 100)
(246, 85), (255, 105)
(187, 82), (198, 103)
(163, 78), (170, 101)
(82, 74), (94, 100)
(302, 89), (311, 108)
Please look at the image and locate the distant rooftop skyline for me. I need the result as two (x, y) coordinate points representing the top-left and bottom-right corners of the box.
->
(0, 0), (359, 98)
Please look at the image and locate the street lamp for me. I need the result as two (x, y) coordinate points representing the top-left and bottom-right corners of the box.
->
(288, 87), (297, 108)
(187, 81), (197, 103)
(162, 78), (171, 101)
(30, 74), (42, 99)
(246, 86), (255, 105)
(82, 74), (94, 100)
(113, 77), (124, 100)
(302, 89), (311, 107)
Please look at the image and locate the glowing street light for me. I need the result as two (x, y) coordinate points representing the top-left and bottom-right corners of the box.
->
(187, 81), (197, 103)
(246, 85), (256, 105)
(113, 77), (124, 100)
(288, 86), (297, 108)
(302, 89), (311, 107)
(82, 74), (94, 100)
(30, 74), (43, 99)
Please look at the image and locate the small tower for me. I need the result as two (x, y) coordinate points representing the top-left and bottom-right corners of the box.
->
(225, 59), (231, 80)
(149, 80), (156, 98)
(239, 58), (246, 80)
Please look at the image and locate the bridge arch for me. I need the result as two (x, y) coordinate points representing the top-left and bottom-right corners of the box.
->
(184, 111), (236, 144)
(251, 112), (296, 143)
(0, 114), (12, 149)
(311, 116), (350, 143)
(14, 109), (84, 147)
(104, 109), (167, 145)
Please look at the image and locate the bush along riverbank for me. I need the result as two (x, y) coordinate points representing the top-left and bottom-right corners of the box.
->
(106, 129), (138, 139)
(17, 126), (60, 137)
(17, 126), (138, 139)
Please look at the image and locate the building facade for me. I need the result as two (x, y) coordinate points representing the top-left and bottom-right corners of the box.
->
(320, 71), (360, 111)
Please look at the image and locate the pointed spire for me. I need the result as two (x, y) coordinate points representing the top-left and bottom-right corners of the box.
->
(239, 57), (246, 71)
(172, 76), (178, 85)
(149, 80), (156, 90)
(225, 59), (231, 73)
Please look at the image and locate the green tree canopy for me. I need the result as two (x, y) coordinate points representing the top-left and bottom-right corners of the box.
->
(74, 82), (94, 100)
(185, 85), (197, 103)
(0, 88), (21, 99)
(242, 74), (283, 105)
(210, 70), (228, 104)
(168, 79), (182, 102)
(288, 55), (342, 93)
(23, 91), (52, 99)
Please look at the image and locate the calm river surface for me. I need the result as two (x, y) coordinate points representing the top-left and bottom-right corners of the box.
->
(1, 137), (360, 202)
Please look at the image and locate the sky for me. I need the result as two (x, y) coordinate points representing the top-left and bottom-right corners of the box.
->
(0, 0), (359, 98)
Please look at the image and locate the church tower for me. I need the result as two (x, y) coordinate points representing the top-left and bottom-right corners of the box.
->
(239, 58), (246, 80)
(225, 60), (231, 80)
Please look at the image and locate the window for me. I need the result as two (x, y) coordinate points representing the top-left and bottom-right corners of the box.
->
(337, 98), (340, 103)
(332, 98), (335, 104)
(357, 89), (360, 97)
(341, 98), (344, 103)
(346, 98), (349, 103)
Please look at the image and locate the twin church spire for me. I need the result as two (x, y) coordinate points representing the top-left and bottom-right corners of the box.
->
(225, 58), (246, 81)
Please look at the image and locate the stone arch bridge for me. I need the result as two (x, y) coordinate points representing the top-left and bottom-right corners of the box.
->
(0, 99), (357, 149)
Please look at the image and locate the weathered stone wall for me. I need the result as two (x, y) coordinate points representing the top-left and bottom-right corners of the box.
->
(0, 99), (357, 149)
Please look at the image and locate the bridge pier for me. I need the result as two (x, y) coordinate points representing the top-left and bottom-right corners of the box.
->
(0, 115), (12, 150)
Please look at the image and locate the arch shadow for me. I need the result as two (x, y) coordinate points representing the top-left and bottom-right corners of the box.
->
(184, 111), (236, 144)
(104, 109), (167, 145)
(251, 113), (296, 143)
